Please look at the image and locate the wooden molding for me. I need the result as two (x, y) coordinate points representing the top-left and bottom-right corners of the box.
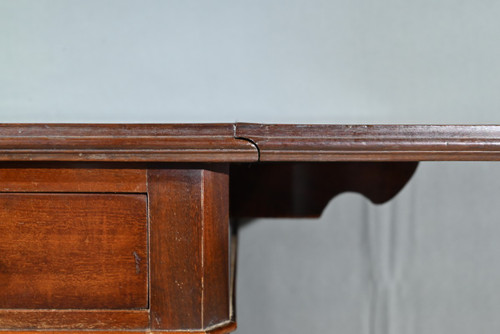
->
(4, 123), (500, 162)
(0, 310), (149, 330)
(236, 123), (500, 161)
(0, 124), (257, 162)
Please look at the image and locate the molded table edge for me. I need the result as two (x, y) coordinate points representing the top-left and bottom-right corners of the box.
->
(0, 123), (258, 162)
(235, 123), (500, 161)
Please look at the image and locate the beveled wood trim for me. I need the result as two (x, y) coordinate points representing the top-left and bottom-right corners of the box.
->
(205, 321), (237, 334)
(0, 124), (257, 162)
(236, 123), (500, 161)
(0, 332), (147, 334)
(0, 310), (149, 330)
(0, 321), (236, 333)
(6, 123), (500, 162)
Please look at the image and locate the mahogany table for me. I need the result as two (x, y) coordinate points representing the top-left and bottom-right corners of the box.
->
(0, 123), (498, 333)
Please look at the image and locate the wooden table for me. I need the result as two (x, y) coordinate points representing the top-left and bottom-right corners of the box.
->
(0, 123), (499, 333)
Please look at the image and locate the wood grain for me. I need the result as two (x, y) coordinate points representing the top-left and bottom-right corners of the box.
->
(201, 167), (230, 329)
(6, 123), (500, 162)
(148, 169), (203, 329)
(0, 194), (148, 309)
(0, 124), (257, 162)
(0, 310), (148, 330)
(236, 123), (500, 161)
(9, 122), (500, 334)
(0, 320), (235, 333)
(0, 163), (146, 193)
(148, 166), (230, 330)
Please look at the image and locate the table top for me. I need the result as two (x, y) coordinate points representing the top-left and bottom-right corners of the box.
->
(1, 123), (500, 162)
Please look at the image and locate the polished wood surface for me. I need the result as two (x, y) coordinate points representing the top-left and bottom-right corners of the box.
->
(236, 123), (500, 161)
(1, 123), (498, 333)
(0, 163), (146, 192)
(0, 193), (148, 309)
(148, 166), (230, 330)
(0, 320), (236, 334)
(0, 310), (149, 330)
(0, 124), (257, 162)
(4, 123), (500, 162)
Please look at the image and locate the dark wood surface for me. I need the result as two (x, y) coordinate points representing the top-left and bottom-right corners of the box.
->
(148, 166), (230, 330)
(4, 123), (500, 162)
(236, 123), (500, 161)
(230, 162), (419, 218)
(0, 124), (257, 162)
(2, 321), (236, 334)
(0, 161), (233, 333)
(148, 168), (203, 329)
(0, 310), (149, 330)
(0, 163), (147, 192)
(0, 309), (233, 333)
(0, 193), (148, 309)
(200, 167), (230, 329)
(2, 123), (500, 333)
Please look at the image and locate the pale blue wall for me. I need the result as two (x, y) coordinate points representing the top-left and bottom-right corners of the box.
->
(2, 2), (500, 334)
(2, 0), (500, 123)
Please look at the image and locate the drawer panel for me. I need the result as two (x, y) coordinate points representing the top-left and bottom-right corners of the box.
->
(0, 193), (148, 309)
(0, 164), (147, 193)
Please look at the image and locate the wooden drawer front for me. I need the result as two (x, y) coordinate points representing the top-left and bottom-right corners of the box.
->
(0, 193), (148, 310)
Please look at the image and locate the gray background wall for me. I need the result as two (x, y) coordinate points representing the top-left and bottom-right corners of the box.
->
(2, 1), (500, 333)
